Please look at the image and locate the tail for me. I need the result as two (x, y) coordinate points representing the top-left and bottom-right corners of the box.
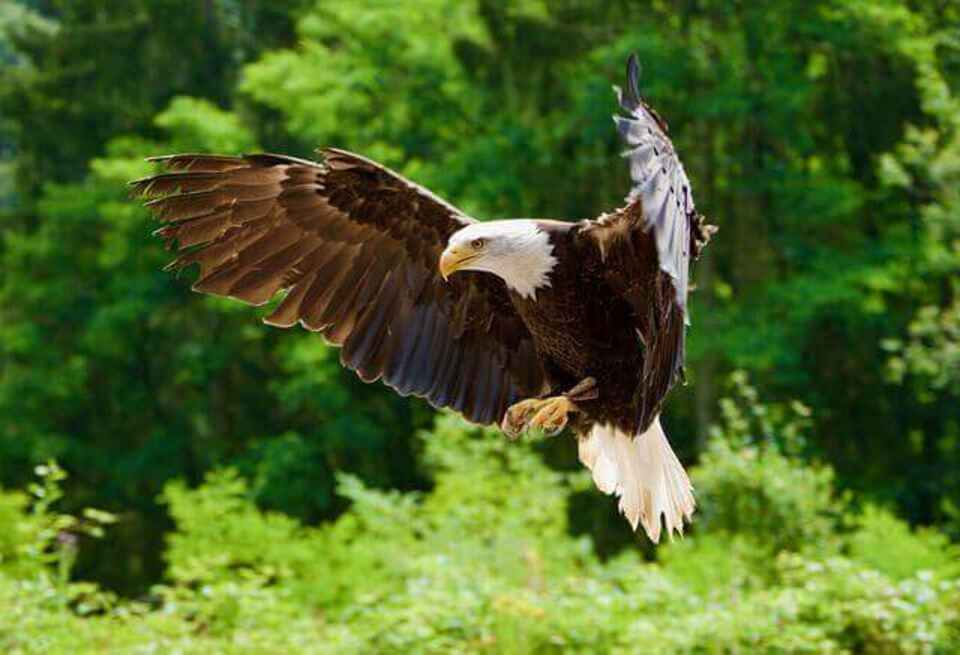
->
(578, 417), (695, 543)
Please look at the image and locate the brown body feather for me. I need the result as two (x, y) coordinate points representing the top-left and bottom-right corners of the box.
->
(501, 210), (684, 435)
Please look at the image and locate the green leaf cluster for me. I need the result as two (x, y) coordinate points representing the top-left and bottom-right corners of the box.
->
(1, 407), (959, 653)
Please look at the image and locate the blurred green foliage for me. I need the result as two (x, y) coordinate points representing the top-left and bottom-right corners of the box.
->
(1, 401), (959, 653)
(2, 1), (960, 648)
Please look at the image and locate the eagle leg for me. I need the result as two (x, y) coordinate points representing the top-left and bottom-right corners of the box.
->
(565, 376), (598, 402)
(500, 377), (596, 439)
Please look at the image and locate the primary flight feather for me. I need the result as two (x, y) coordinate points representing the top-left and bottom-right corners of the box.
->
(132, 55), (716, 541)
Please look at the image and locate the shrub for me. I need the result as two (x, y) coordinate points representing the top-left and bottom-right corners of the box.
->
(691, 373), (841, 557)
(0, 410), (957, 653)
(846, 504), (960, 580)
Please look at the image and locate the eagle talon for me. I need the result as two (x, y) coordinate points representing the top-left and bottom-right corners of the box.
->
(528, 396), (575, 435)
(501, 398), (545, 439)
(502, 396), (576, 438)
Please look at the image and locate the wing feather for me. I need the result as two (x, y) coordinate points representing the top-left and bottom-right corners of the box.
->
(134, 149), (546, 424)
(582, 55), (716, 431)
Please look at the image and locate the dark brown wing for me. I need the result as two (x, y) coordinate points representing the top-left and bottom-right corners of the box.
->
(131, 148), (547, 425)
(581, 55), (716, 431)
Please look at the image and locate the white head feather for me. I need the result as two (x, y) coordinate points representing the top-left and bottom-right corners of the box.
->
(443, 220), (557, 299)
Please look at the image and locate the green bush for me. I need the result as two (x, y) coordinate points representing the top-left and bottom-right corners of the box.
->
(846, 504), (960, 580)
(691, 373), (841, 558)
(0, 409), (958, 653)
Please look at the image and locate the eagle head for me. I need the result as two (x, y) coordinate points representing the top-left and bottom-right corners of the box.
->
(439, 220), (557, 299)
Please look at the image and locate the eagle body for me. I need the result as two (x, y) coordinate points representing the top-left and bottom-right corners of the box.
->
(132, 56), (716, 541)
(505, 221), (647, 434)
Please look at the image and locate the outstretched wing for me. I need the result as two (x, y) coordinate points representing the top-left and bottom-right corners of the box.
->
(132, 148), (547, 425)
(582, 55), (716, 431)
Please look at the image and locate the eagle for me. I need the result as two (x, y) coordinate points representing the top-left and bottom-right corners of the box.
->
(131, 56), (715, 542)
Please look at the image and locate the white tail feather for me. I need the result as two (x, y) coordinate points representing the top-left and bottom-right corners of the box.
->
(578, 416), (695, 542)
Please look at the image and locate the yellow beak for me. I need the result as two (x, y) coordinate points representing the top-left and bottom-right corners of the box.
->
(439, 247), (478, 281)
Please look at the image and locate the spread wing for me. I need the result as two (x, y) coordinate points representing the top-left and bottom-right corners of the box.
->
(131, 148), (547, 425)
(582, 55), (716, 431)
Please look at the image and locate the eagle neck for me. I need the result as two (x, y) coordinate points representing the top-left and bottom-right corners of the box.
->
(497, 223), (558, 300)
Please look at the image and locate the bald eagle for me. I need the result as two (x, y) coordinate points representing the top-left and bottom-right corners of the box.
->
(132, 56), (715, 542)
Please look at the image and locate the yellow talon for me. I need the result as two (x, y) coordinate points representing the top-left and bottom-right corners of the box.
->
(501, 396), (576, 438)
(528, 397), (574, 435)
(501, 398), (545, 439)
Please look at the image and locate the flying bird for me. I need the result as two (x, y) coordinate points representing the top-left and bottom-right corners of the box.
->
(131, 55), (716, 542)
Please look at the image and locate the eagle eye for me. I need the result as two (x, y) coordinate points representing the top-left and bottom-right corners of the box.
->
(471, 238), (486, 250)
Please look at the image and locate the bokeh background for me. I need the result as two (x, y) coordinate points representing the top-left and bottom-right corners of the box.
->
(2, 1), (960, 652)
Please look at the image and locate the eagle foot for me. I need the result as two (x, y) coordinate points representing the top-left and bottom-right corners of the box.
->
(691, 213), (718, 260)
(501, 396), (576, 439)
(501, 398), (544, 440)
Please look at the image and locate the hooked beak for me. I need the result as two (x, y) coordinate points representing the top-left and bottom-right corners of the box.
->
(439, 246), (479, 281)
